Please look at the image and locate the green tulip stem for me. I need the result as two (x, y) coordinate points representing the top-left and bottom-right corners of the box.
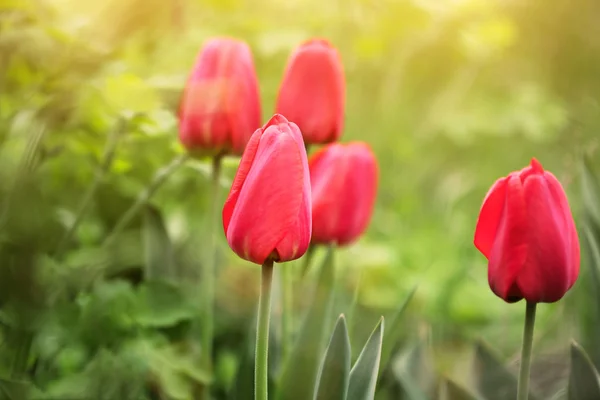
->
(517, 301), (537, 400)
(202, 154), (222, 395)
(256, 258), (274, 400)
(281, 264), (293, 363)
(103, 152), (189, 247)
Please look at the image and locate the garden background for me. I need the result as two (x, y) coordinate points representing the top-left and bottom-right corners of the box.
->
(1, 0), (600, 399)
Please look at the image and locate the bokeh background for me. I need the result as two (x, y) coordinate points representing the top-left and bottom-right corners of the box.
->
(1, 0), (600, 399)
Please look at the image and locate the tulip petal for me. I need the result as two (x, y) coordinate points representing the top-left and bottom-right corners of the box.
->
(179, 38), (261, 155)
(488, 174), (528, 302)
(517, 158), (544, 183)
(309, 142), (378, 246)
(336, 144), (378, 245)
(515, 173), (578, 302)
(310, 145), (346, 243)
(273, 119), (312, 260)
(309, 145), (341, 204)
(222, 128), (261, 234)
(225, 124), (306, 264)
(544, 171), (580, 289)
(276, 40), (345, 144)
(474, 177), (508, 258)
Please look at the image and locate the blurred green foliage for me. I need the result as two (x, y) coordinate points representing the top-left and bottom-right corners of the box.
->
(1, 0), (600, 398)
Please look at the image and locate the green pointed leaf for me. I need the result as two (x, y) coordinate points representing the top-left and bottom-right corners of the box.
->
(580, 223), (600, 368)
(347, 317), (385, 400)
(391, 340), (433, 400)
(380, 285), (417, 371)
(439, 378), (481, 400)
(394, 373), (430, 400)
(277, 247), (336, 400)
(568, 341), (600, 400)
(582, 223), (600, 293)
(473, 341), (539, 400)
(142, 205), (174, 281)
(582, 157), (600, 227)
(314, 314), (351, 400)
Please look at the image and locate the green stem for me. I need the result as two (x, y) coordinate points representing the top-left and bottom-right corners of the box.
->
(517, 301), (537, 400)
(202, 155), (222, 396)
(281, 265), (293, 363)
(255, 258), (274, 400)
(300, 245), (316, 278)
(55, 119), (125, 257)
(103, 153), (189, 247)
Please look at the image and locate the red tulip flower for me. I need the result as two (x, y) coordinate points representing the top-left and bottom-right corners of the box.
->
(309, 142), (378, 246)
(275, 39), (345, 145)
(223, 114), (312, 265)
(474, 158), (580, 303)
(179, 37), (261, 156)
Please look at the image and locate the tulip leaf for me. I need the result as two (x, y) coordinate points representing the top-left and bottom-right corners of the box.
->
(439, 378), (481, 400)
(391, 340), (435, 400)
(347, 317), (385, 400)
(581, 159), (600, 369)
(568, 341), (600, 400)
(580, 223), (600, 368)
(473, 341), (539, 400)
(142, 205), (175, 281)
(276, 246), (336, 400)
(581, 157), (600, 228)
(380, 285), (418, 371)
(393, 371), (430, 400)
(313, 314), (351, 400)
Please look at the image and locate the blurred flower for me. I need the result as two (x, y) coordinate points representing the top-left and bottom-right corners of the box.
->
(275, 39), (345, 145)
(309, 142), (378, 246)
(178, 37), (261, 156)
(474, 158), (580, 303)
(223, 114), (311, 265)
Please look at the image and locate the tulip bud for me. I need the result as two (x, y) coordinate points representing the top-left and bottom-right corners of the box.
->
(309, 142), (378, 246)
(474, 158), (580, 303)
(223, 114), (312, 264)
(275, 39), (345, 145)
(179, 37), (261, 156)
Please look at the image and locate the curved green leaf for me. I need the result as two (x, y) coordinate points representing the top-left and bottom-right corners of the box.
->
(277, 247), (336, 400)
(314, 314), (351, 400)
(582, 157), (600, 227)
(568, 341), (600, 400)
(439, 378), (481, 400)
(347, 317), (385, 400)
(392, 340), (435, 400)
(380, 285), (417, 371)
(473, 341), (539, 400)
(581, 222), (600, 368)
